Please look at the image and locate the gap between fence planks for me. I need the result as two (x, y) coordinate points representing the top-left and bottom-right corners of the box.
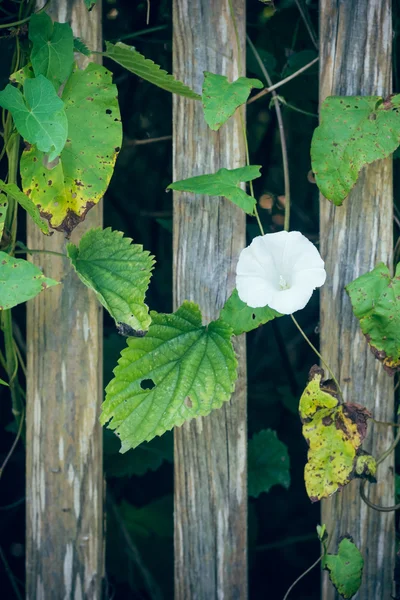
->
(172, 1), (248, 598)
(319, 1), (395, 598)
(26, 2), (104, 598)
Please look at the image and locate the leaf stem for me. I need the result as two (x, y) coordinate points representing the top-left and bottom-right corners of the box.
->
(247, 34), (291, 232)
(290, 314), (344, 400)
(14, 248), (66, 258)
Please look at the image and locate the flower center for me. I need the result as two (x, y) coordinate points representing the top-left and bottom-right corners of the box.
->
(279, 275), (291, 291)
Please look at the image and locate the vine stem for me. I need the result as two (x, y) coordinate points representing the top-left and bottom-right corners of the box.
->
(282, 554), (322, 600)
(291, 314), (344, 400)
(14, 248), (66, 258)
(0, 0), (51, 29)
(0, 545), (23, 600)
(247, 34), (291, 232)
(0, 408), (24, 479)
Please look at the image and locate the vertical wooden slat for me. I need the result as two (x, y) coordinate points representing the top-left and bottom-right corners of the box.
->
(26, 2), (104, 598)
(319, 2), (394, 598)
(172, 1), (247, 598)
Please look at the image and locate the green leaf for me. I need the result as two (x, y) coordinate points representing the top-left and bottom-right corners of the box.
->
(29, 13), (74, 89)
(104, 429), (172, 478)
(84, 0), (97, 9)
(0, 194), (7, 242)
(120, 496), (173, 539)
(324, 536), (364, 599)
(218, 288), (280, 335)
(0, 76), (67, 161)
(9, 64), (34, 86)
(103, 41), (201, 100)
(0, 180), (49, 234)
(67, 228), (154, 335)
(0, 378), (9, 386)
(101, 301), (237, 452)
(346, 262), (400, 375)
(21, 63), (122, 234)
(248, 429), (290, 497)
(73, 37), (91, 57)
(311, 94), (400, 205)
(0, 251), (59, 309)
(167, 166), (261, 215)
(202, 72), (263, 130)
(300, 367), (373, 502)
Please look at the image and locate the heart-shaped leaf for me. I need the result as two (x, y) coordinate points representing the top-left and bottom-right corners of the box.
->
(324, 536), (364, 599)
(0, 75), (67, 161)
(167, 165), (261, 215)
(202, 72), (263, 130)
(101, 301), (237, 452)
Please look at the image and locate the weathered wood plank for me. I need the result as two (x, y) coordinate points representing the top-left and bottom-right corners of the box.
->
(26, 2), (104, 598)
(172, 1), (247, 598)
(319, 2), (395, 598)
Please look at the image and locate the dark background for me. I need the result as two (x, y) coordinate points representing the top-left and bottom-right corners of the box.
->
(0, 0), (398, 598)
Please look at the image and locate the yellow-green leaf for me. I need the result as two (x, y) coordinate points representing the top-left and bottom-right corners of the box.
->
(300, 367), (372, 502)
(0, 180), (49, 234)
(20, 63), (122, 235)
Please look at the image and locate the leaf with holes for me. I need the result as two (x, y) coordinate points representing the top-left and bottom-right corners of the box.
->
(0, 252), (59, 309)
(103, 41), (201, 100)
(346, 262), (400, 375)
(248, 429), (290, 497)
(202, 72), (263, 130)
(300, 367), (373, 502)
(20, 63), (122, 234)
(67, 228), (154, 335)
(29, 12), (74, 89)
(324, 536), (364, 599)
(311, 94), (400, 205)
(0, 180), (49, 234)
(9, 64), (34, 85)
(167, 166), (261, 215)
(218, 288), (280, 335)
(101, 301), (237, 452)
(0, 75), (67, 161)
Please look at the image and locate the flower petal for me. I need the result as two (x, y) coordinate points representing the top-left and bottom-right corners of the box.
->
(268, 285), (314, 315)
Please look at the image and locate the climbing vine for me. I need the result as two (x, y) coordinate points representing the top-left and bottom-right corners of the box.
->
(0, 2), (399, 598)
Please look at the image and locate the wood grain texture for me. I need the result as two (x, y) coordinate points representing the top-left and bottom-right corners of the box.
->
(26, 2), (104, 598)
(319, 2), (395, 599)
(172, 1), (247, 598)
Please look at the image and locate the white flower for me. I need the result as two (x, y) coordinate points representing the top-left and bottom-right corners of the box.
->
(236, 231), (326, 315)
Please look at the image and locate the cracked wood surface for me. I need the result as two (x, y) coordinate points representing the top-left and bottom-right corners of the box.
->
(319, 1), (395, 599)
(26, 2), (104, 598)
(172, 1), (247, 598)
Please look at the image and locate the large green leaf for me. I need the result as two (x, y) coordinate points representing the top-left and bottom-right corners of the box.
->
(104, 429), (172, 478)
(324, 537), (364, 599)
(21, 63), (122, 235)
(0, 75), (67, 161)
(0, 180), (49, 234)
(167, 166), (261, 215)
(346, 262), (400, 375)
(0, 252), (59, 309)
(101, 301), (237, 452)
(311, 94), (400, 205)
(248, 429), (290, 497)
(67, 228), (154, 335)
(218, 288), (280, 335)
(202, 72), (263, 130)
(104, 41), (201, 100)
(29, 13), (74, 89)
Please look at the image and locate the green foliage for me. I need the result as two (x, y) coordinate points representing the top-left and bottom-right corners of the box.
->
(67, 228), (154, 335)
(29, 13), (74, 90)
(218, 288), (280, 335)
(311, 94), (400, 205)
(0, 252), (58, 309)
(167, 166), (261, 215)
(21, 63), (122, 234)
(248, 429), (290, 497)
(0, 76), (67, 162)
(299, 368), (373, 502)
(9, 64), (34, 85)
(202, 72), (263, 130)
(0, 180), (49, 234)
(104, 429), (172, 478)
(346, 262), (400, 375)
(104, 42), (201, 100)
(120, 495), (173, 539)
(323, 537), (364, 599)
(84, 0), (98, 10)
(73, 37), (91, 57)
(0, 194), (7, 242)
(101, 301), (237, 452)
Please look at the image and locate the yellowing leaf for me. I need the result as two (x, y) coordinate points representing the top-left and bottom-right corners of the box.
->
(300, 367), (373, 502)
(20, 63), (122, 235)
